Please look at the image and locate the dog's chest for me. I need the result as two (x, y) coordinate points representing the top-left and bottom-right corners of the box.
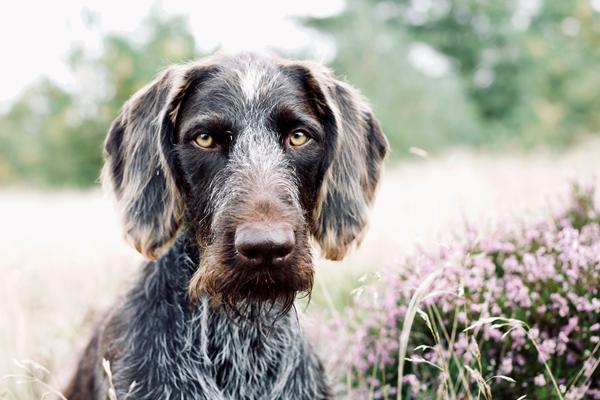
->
(112, 299), (322, 400)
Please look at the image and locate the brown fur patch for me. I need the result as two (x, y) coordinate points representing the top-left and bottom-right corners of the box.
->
(188, 195), (313, 313)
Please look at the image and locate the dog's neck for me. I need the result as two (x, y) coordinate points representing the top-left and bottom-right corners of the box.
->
(118, 234), (317, 398)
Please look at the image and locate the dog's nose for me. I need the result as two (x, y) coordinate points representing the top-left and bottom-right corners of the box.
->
(234, 223), (295, 262)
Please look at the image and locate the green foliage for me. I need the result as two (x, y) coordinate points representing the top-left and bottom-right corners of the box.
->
(2, 2), (600, 186)
(307, 0), (600, 151)
(305, 3), (481, 154)
(0, 13), (200, 186)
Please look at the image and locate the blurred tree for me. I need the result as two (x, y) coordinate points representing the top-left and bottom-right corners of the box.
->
(2, 2), (600, 187)
(304, 1), (482, 154)
(306, 0), (600, 150)
(522, 0), (600, 145)
(0, 12), (200, 186)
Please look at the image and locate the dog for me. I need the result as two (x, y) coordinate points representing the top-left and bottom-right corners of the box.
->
(64, 52), (387, 400)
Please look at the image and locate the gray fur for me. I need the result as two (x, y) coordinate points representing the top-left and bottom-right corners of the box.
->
(210, 126), (301, 228)
(104, 245), (329, 400)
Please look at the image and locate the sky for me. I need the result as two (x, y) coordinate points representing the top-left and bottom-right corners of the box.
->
(0, 0), (345, 108)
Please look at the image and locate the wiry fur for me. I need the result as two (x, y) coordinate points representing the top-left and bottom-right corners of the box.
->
(66, 238), (328, 399)
(189, 127), (313, 312)
(101, 66), (185, 260)
(286, 61), (388, 260)
(65, 52), (387, 400)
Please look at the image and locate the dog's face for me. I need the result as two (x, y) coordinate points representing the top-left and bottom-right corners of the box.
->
(103, 53), (387, 310)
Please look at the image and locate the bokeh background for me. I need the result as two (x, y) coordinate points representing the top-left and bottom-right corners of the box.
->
(1, 0), (600, 398)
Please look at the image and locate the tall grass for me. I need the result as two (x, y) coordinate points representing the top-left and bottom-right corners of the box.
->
(0, 360), (67, 400)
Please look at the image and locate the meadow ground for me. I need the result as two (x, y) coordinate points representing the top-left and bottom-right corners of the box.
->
(1, 137), (600, 398)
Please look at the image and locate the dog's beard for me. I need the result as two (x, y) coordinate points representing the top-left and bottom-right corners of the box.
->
(188, 233), (314, 319)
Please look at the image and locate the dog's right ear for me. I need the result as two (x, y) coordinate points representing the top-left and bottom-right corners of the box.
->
(102, 64), (213, 259)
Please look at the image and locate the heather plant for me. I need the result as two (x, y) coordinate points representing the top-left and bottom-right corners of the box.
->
(325, 185), (600, 399)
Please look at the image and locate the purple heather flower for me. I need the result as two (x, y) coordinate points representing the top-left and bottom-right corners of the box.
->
(320, 185), (600, 398)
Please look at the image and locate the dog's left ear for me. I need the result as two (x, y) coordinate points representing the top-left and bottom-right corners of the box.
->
(102, 63), (214, 259)
(284, 62), (389, 261)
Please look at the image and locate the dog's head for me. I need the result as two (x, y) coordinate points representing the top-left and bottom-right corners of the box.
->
(102, 53), (387, 310)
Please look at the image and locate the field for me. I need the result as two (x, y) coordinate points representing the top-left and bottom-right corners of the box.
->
(1, 137), (600, 398)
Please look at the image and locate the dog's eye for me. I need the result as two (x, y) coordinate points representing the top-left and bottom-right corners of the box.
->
(288, 130), (309, 147)
(193, 133), (215, 149)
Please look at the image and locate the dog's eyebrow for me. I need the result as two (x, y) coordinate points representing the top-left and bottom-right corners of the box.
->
(179, 114), (236, 141)
(271, 107), (323, 140)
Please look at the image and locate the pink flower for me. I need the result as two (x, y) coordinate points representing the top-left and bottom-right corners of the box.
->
(565, 386), (588, 400)
(534, 374), (546, 386)
(538, 339), (557, 363)
(402, 374), (421, 394)
(499, 357), (513, 375)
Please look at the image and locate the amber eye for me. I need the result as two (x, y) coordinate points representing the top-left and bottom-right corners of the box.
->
(193, 133), (215, 149)
(289, 130), (309, 147)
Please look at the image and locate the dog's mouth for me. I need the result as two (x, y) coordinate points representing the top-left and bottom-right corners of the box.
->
(188, 225), (314, 314)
